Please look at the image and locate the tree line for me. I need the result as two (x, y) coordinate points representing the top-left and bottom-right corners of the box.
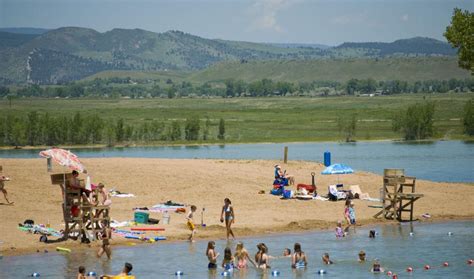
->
(0, 112), (226, 147)
(1, 77), (472, 99)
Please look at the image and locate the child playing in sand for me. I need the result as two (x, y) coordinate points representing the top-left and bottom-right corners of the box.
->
(206, 241), (220, 269)
(322, 253), (333, 265)
(358, 251), (366, 262)
(335, 220), (345, 238)
(235, 242), (256, 269)
(220, 198), (235, 240)
(77, 266), (86, 279)
(187, 205), (197, 242)
(222, 247), (235, 271)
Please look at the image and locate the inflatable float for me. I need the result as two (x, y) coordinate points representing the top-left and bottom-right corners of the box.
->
(56, 247), (71, 253)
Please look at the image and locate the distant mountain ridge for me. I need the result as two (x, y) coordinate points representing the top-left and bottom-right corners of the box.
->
(0, 27), (50, 34)
(0, 27), (458, 85)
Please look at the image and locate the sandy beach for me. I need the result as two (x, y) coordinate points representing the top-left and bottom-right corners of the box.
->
(0, 158), (473, 256)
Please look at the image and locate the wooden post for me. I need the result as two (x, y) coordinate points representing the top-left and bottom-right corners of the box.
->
(283, 146), (288, 163)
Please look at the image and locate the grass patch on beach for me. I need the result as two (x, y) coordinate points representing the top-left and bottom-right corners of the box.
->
(1, 93), (472, 144)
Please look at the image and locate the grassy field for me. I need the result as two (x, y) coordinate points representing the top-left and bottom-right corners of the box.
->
(81, 57), (472, 85)
(1, 93), (472, 144)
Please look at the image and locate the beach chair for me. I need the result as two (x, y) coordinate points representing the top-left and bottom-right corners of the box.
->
(328, 185), (346, 201)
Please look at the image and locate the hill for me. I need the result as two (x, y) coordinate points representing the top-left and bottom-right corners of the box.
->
(189, 57), (471, 83)
(0, 27), (50, 35)
(336, 37), (456, 56)
(0, 27), (461, 85)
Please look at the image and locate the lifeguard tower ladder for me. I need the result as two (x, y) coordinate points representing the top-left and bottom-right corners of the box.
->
(374, 169), (424, 222)
(50, 173), (110, 241)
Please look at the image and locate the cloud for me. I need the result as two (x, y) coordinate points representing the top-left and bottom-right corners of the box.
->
(401, 14), (409, 22)
(331, 12), (368, 25)
(249, 0), (298, 32)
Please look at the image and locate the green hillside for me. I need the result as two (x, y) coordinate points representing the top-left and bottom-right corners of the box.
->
(189, 57), (471, 83)
(0, 27), (461, 85)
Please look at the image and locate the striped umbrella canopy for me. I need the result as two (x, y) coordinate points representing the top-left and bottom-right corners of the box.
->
(39, 148), (86, 173)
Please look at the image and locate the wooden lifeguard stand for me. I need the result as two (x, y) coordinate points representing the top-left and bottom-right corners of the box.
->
(50, 173), (110, 241)
(374, 169), (424, 222)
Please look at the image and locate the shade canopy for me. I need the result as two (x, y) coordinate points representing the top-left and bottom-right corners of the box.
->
(321, 163), (354, 175)
(39, 148), (86, 173)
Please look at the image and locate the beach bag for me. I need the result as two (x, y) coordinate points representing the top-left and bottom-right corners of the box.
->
(271, 188), (283, 196)
(282, 190), (293, 199)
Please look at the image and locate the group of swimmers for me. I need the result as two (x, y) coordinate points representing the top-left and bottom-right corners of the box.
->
(205, 241), (383, 272)
(77, 262), (133, 279)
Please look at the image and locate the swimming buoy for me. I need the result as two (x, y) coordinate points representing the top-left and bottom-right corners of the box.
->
(221, 271), (231, 277)
(56, 247), (71, 253)
(317, 269), (326, 275)
(88, 271), (97, 276)
(468, 259), (474, 265)
(406, 266), (413, 272)
(31, 273), (40, 277)
(443, 262), (449, 267)
(271, 270), (280, 276)
(409, 232), (414, 236)
(447, 232), (453, 236)
(130, 227), (165, 231)
(424, 265), (431, 270)
(175, 271), (183, 276)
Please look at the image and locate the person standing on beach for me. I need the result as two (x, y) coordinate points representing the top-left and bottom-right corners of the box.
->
(343, 199), (352, 232)
(97, 220), (112, 259)
(0, 175), (13, 204)
(187, 205), (197, 242)
(220, 198), (235, 240)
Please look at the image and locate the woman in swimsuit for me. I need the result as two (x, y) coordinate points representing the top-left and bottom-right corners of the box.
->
(234, 242), (256, 269)
(255, 243), (271, 269)
(206, 241), (219, 269)
(291, 243), (307, 269)
(222, 247), (235, 271)
(97, 220), (112, 259)
(220, 198), (235, 240)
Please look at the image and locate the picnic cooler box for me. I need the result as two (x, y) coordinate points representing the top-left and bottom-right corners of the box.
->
(134, 212), (149, 224)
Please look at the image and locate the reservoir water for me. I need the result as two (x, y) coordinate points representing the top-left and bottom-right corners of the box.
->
(1, 221), (473, 278)
(1, 140), (473, 183)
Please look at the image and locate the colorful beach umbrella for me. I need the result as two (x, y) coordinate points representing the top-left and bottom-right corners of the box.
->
(321, 163), (354, 184)
(321, 163), (354, 175)
(39, 148), (87, 173)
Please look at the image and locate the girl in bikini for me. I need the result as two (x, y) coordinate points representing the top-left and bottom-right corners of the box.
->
(255, 243), (271, 269)
(291, 243), (307, 269)
(206, 241), (219, 269)
(234, 242), (256, 269)
(222, 247), (235, 271)
(220, 198), (235, 240)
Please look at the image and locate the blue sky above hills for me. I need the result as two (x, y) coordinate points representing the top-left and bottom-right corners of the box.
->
(0, 0), (472, 45)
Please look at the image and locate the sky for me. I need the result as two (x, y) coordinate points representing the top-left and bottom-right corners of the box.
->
(0, 0), (472, 46)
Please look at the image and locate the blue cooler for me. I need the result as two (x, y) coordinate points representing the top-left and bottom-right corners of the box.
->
(134, 211), (149, 224)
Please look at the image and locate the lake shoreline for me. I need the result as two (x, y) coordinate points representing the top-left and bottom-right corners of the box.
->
(1, 138), (469, 152)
